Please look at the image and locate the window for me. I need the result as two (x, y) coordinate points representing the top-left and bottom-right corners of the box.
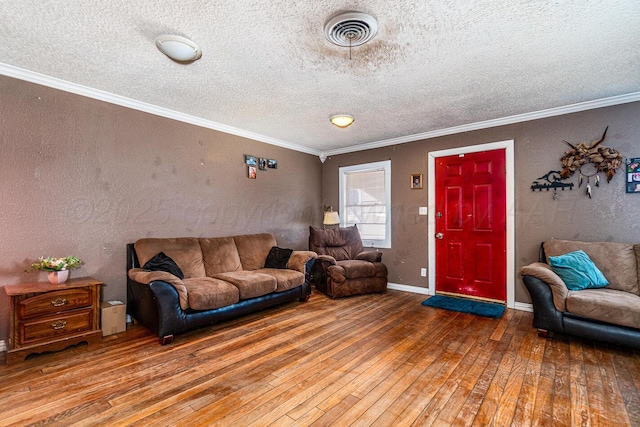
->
(339, 160), (391, 248)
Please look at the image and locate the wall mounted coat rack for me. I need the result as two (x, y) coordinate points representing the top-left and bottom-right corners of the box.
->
(531, 170), (574, 200)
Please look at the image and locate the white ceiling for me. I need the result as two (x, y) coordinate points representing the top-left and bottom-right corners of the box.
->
(1, 1), (639, 156)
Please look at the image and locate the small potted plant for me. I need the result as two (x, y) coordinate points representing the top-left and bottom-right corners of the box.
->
(29, 256), (83, 284)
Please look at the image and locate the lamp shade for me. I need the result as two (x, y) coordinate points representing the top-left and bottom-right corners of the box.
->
(323, 211), (341, 225)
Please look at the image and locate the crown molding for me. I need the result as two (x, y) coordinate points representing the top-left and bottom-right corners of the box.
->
(324, 91), (640, 156)
(0, 63), (320, 156)
(3, 63), (638, 160)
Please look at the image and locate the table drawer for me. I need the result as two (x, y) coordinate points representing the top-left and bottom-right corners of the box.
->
(18, 288), (92, 320)
(19, 309), (93, 345)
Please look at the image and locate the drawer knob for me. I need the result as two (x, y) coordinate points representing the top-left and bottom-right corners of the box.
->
(51, 298), (67, 307)
(51, 320), (67, 330)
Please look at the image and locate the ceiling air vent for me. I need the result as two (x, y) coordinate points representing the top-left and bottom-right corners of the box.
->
(324, 11), (378, 47)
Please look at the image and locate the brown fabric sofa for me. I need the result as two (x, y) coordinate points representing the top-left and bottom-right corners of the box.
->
(520, 239), (640, 349)
(127, 233), (316, 344)
(309, 225), (387, 298)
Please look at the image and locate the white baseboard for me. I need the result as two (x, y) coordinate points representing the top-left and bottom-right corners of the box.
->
(387, 282), (431, 295)
(514, 302), (534, 312)
(387, 282), (534, 312)
(0, 340), (6, 353)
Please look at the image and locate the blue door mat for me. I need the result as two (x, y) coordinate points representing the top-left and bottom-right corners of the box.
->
(421, 295), (505, 319)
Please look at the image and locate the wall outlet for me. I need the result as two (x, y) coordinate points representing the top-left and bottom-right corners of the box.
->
(419, 206), (428, 215)
(420, 268), (427, 277)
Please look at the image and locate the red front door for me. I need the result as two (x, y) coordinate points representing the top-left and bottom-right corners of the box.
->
(435, 149), (506, 302)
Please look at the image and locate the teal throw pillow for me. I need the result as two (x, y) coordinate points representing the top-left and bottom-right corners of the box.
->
(548, 250), (609, 291)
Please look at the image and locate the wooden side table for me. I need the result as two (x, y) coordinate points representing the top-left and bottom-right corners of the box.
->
(4, 276), (103, 365)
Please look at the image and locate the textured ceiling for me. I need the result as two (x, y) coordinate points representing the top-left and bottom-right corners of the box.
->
(1, 1), (639, 154)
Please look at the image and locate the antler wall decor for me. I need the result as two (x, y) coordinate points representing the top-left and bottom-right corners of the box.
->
(559, 126), (624, 198)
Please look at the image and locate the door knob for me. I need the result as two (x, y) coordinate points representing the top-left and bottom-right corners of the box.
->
(435, 233), (444, 240)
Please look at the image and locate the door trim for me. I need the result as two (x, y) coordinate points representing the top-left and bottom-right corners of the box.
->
(428, 140), (515, 308)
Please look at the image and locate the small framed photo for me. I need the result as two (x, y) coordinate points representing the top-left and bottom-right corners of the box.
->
(626, 157), (640, 193)
(248, 165), (257, 179)
(411, 173), (423, 189)
(258, 158), (268, 171)
(267, 159), (278, 169)
(245, 155), (257, 166)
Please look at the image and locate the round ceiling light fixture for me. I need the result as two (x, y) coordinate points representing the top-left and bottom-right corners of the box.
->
(324, 11), (378, 47)
(155, 34), (202, 62)
(330, 114), (355, 128)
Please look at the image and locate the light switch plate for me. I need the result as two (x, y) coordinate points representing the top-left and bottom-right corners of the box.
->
(419, 207), (428, 215)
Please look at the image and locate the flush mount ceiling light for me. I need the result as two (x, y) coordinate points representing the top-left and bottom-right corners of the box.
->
(324, 11), (378, 48)
(330, 114), (355, 128)
(155, 34), (202, 62)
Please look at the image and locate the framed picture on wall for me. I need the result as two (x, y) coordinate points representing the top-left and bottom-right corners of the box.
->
(258, 158), (267, 171)
(267, 159), (278, 169)
(411, 173), (423, 189)
(245, 155), (257, 166)
(626, 158), (640, 193)
(248, 165), (257, 179)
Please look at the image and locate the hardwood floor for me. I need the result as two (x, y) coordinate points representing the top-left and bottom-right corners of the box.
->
(1, 289), (639, 426)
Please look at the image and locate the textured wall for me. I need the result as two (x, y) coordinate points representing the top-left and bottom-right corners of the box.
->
(322, 102), (640, 303)
(2, 73), (638, 346)
(0, 76), (322, 342)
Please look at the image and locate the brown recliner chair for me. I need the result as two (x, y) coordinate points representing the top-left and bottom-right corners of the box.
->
(309, 225), (388, 298)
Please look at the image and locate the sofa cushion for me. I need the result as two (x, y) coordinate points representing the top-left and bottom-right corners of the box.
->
(135, 238), (206, 279)
(326, 260), (377, 284)
(233, 233), (278, 271)
(566, 288), (640, 330)
(548, 250), (609, 291)
(142, 252), (184, 279)
(254, 268), (305, 292)
(199, 237), (242, 276)
(356, 251), (383, 263)
(265, 246), (293, 269)
(544, 239), (639, 294)
(337, 260), (376, 279)
(213, 271), (277, 299)
(183, 277), (240, 311)
(309, 225), (364, 261)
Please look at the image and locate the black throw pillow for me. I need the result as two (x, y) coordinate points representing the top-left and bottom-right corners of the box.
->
(142, 252), (184, 279)
(265, 246), (293, 269)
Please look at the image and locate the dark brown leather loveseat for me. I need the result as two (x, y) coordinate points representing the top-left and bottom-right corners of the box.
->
(521, 239), (640, 349)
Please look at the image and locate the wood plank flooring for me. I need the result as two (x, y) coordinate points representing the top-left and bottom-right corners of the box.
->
(1, 289), (639, 426)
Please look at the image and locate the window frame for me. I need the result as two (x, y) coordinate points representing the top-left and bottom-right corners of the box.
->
(339, 160), (392, 249)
